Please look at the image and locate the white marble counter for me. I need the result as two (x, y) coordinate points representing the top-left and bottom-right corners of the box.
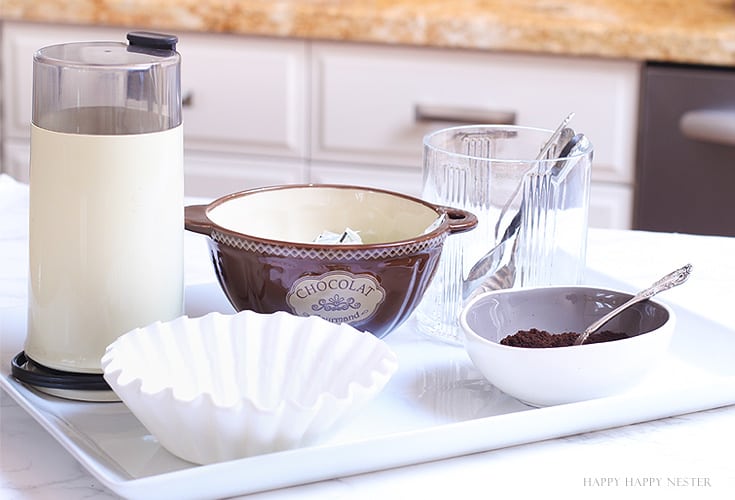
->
(1, 174), (735, 499)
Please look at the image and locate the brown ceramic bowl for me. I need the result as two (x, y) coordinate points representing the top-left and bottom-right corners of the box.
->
(185, 184), (477, 337)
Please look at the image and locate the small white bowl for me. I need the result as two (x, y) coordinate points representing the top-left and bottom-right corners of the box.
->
(460, 285), (675, 407)
(101, 310), (398, 465)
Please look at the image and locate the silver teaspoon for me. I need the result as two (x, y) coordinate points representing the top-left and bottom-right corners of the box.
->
(574, 264), (693, 346)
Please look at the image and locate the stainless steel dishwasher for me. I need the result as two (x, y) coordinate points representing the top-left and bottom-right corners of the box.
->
(634, 62), (735, 236)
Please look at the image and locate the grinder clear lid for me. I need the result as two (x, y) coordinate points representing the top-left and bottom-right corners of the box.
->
(32, 32), (181, 134)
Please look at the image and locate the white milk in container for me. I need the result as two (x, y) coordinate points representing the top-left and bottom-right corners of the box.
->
(21, 33), (184, 396)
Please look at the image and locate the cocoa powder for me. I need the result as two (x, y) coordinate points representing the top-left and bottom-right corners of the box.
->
(499, 328), (629, 348)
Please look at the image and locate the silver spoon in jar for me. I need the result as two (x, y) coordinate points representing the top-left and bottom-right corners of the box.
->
(463, 132), (586, 299)
(574, 264), (693, 346)
(493, 112), (575, 241)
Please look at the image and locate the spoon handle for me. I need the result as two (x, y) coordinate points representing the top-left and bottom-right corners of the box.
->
(493, 113), (575, 241)
(574, 264), (692, 346)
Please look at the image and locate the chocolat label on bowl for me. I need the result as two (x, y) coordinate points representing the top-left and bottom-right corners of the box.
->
(286, 271), (386, 325)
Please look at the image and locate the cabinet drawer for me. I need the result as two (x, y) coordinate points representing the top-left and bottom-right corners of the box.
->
(589, 183), (633, 229)
(185, 151), (306, 199)
(2, 140), (31, 183)
(309, 161), (422, 198)
(312, 42), (640, 183)
(179, 33), (308, 158)
(2, 23), (308, 160)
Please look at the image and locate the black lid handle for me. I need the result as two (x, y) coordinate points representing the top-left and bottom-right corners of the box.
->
(127, 31), (178, 51)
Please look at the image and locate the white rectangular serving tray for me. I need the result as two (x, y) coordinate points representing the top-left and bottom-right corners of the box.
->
(2, 275), (735, 500)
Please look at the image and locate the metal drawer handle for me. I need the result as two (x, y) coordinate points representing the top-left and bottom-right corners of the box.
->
(415, 104), (516, 125)
(679, 109), (735, 147)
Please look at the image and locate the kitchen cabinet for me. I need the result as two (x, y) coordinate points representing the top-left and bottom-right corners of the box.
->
(0, 22), (309, 196)
(589, 183), (634, 231)
(1, 21), (639, 228)
(185, 151), (306, 199)
(178, 30), (308, 196)
(180, 32), (307, 159)
(1, 23), (128, 181)
(310, 41), (640, 228)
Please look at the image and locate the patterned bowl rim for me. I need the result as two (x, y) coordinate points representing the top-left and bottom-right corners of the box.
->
(185, 184), (477, 258)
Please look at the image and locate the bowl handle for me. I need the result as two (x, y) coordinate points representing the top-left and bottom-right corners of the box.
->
(184, 205), (212, 236)
(436, 206), (478, 235)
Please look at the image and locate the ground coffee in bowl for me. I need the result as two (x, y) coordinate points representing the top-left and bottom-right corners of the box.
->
(500, 328), (629, 348)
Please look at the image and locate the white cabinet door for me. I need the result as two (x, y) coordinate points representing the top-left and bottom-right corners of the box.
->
(185, 151), (306, 199)
(2, 140), (30, 182)
(178, 32), (308, 158)
(1, 23), (310, 194)
(1, 23), (638, 227)
(311, 41), (640, 185)
(589, 183), (633, 229)
(1, 23), (309, 156)
(309, 161), (422, 198)
(1, 23), (126, 182)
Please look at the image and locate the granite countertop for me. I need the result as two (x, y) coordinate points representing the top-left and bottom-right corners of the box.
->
(2, 0), (735, 66)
